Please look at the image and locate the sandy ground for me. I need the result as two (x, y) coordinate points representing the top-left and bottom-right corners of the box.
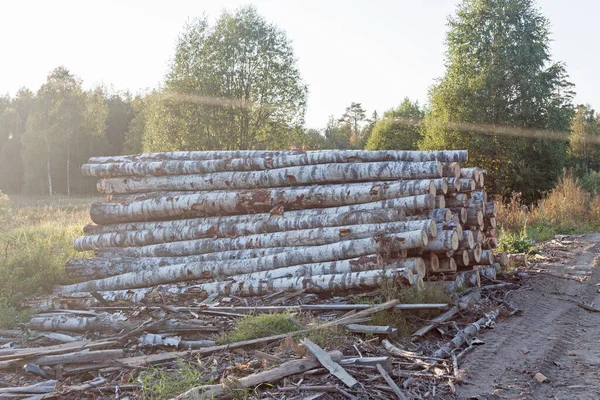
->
(456, 233), (600, 400)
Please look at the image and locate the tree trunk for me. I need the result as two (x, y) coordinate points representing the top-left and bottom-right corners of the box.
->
(55, 230), (428, 293)
(96, 220), (436, 258)
(480, 250), (495, 265)
(433, 257), (457, 273)
(89, 183), (436, 224)
(97, 161), (443, 194)
(442, 162), (461, 178)
(84, 196), (439, 235)
(87, 150), (468, 164)
(466, 209), (483, 227)
(432, 179), (449, 195)
(454, 250), (470, 267)
(458, 230), (475, 250)
(422, 230), (458, 252)
(75, 208), (406, 251)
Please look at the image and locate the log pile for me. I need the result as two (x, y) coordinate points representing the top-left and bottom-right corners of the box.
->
(4, 150), (512, 398)
(22, 150), (495, 310)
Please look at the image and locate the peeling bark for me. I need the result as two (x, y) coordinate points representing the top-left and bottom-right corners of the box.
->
(90, 182), (436, 224)
(97, 162), (443, 194)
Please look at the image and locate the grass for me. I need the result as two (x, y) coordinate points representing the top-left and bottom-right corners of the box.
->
(136, 360), (208, 400)
(0, 192), (96, 328)
(351, 279), (454, 338)
(217, 312), (302, 344)
(497, 172), (600, 252)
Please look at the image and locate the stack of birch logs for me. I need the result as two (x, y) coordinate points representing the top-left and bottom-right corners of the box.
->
(35, 150), (499, 311)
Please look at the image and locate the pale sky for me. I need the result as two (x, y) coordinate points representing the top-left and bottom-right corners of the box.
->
(1, 0), (598, 129)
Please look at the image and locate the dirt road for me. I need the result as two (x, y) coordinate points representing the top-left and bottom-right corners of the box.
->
(456, 233), (600, 399)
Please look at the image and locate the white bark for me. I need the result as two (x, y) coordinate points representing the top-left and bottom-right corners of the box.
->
(486, 217), (497, 229)
(471, 190), (487, 202)
(432, 179), (449, 195)
(97, 220), (437, 258)
(466, 209), (484, 227)
(423, 230), (458, 252)
(75, 208), (406, 251)
(485, 202), (497, 218)
(444, 178), (463, 194)
(90, 182), (436, 224)
(65, 247), (298, 279)
(442, 162), (461, 178)
(458, 230), (475, 250)
(231, 256), (425, 283)
(84, 196), (430, 235)
(460, 167), (484, 188)
(55, 230), (428, 293)
(437, 221), (462, 237)
(424, 208), (451, 223)
(97, 161), (443, 194)
(88, 150), (469, 164)
(445, 194), (468, 208)
(480, 250), (495, 265)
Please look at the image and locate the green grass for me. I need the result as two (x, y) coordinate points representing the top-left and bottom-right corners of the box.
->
(136, 360), (208, 400)
(0, 192), (94, 328)
(217, 312), (302, 344)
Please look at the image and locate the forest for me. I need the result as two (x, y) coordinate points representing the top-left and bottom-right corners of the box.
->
(0, 0), (599, 204)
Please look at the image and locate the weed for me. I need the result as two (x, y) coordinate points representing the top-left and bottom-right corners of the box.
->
(136, 360), (207, 400)
(498, 226), (534, 254)
(218, 312), (301, 344)
(0, 194), (93, 328)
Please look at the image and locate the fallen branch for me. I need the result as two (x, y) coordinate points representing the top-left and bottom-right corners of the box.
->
(174, 351), (344, 399)
(301, 338), (358, 388)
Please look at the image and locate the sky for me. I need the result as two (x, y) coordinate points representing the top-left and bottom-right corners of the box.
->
(1, 0), (599, 129)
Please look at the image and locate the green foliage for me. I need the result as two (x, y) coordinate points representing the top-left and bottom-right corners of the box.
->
(365, 98), (423, 150)
(498, 226), (534, 254)
(581, 170), (600, 194)
(0, 190), (10, 229)
(105, 92), (134, 155)
(218, 313), (301, 343)
(144, 6), (307, 152)
(137, 360), (207, 400)
(421, 0), (575, 202)
(568, 105), (600, 173)
(21, 67), (109, 195)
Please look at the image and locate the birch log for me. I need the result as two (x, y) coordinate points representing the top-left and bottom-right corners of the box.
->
(458, 231), (475, 250)
(423, 208), (452, 223)
(485, 202), (497, 218)
(88, 150), (468, 165)
(96, 220), (437, 258)
(444, 178), (463, 194)
(55, 231), (428, 293)
(480, 250), (495, 265)
(423, 230), (459, 252)
(424, 253), (439, 273)
(432, 179), (449, 195)
(83, 198), (417, 235)
(454, 250), (470, 267)
(442, 162), (461, 178)
(97, 161), (443, 194)
(466, 209), (484, 227)
(434, 257), (457, 273)
(435, 195), (446, 209)
(90, 182), (436, 224)
(457, 246), (482, 267)
(75, 208), (406, 251)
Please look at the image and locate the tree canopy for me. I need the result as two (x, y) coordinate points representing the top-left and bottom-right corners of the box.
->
(143, 6), (307, 152)
(421, 0), (575, 201)
(365, 98), (424, 151)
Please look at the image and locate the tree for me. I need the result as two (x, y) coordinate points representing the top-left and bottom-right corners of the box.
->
(568, 105), (600, 174)
(105, 92), (133, 155)
(366, 98), (424, 150)
(123, 94), (151, 154)
(0, 88), (33, 192)
(339, 102), (367, 147)
(22, 67), (108, 195)
(323, 116), (353, 149)
(420, 0), (574, 201)
(143, 6), (307, 152)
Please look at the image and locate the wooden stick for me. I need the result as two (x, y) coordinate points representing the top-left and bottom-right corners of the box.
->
(301, 338), (358, 388)
(174, 351), (344, 399)
(376, 364), (408, 400)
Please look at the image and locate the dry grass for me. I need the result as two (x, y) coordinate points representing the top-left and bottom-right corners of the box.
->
(0, 193), (95, 328)
(497, 172), (600, 247)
